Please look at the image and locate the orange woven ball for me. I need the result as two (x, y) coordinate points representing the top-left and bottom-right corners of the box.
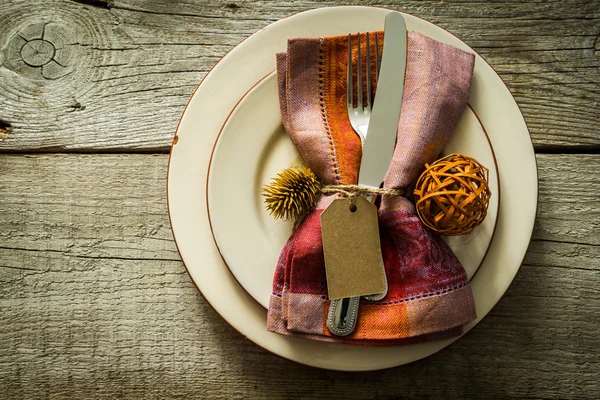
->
(413, 153), (491, 236)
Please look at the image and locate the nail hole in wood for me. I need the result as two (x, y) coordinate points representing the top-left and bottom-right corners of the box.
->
(0, 120), (12, 135)
(69, 102), (86, 111)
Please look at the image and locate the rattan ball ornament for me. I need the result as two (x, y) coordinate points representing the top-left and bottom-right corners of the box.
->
(413, 153), (491, 236)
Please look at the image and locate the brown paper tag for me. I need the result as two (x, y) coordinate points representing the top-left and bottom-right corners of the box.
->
(320, 196), (386, 300)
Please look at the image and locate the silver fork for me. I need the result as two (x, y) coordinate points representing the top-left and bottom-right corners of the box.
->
(346, 33), (380, 144)
(326, 32), (386, 337)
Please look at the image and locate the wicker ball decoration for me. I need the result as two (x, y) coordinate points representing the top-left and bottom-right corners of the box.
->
(413, 153), (491, 236)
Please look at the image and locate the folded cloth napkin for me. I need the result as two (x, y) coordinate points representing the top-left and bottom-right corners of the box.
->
(267, 31), (477, 344)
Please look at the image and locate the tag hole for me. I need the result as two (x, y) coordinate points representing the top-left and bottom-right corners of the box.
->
(349, 204), (357, 212)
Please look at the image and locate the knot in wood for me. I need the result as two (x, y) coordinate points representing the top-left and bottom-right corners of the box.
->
(21, 39), (56, 67)
(3, 21), (72, 80)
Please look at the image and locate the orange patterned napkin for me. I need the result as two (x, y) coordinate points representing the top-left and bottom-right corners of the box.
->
(268, 31), (477, 344)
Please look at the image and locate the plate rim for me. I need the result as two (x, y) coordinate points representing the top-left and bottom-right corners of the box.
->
(166, 5), (538, 371)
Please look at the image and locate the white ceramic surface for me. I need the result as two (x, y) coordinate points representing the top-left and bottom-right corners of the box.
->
(207, 73), (500, 309)
(167, 6), (537, 371)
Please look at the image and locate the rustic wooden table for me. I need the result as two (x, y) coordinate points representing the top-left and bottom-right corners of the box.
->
(1, 0), (598, 398)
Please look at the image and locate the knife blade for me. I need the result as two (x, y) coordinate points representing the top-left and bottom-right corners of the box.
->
(358, 11), (407, 188)
(360, 11), (406, 302)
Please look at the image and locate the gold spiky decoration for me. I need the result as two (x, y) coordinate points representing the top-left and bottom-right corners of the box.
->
(262, 166), (321, 221)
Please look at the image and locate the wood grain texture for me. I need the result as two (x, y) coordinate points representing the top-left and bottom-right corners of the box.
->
(0, 153), (598, 399)
(0, 0), (598, 151)
(0, 0), (598, 398)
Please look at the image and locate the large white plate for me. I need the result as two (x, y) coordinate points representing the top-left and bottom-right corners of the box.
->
(167, 6), (537, 371)
(207, 72), (500, 309)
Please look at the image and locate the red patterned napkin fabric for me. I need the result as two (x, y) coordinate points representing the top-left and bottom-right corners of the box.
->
(267, 31), (477, 344)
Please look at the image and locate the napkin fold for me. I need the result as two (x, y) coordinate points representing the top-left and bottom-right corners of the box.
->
(267, 31), (477, 344)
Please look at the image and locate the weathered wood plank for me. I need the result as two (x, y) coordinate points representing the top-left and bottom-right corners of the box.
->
(0, 153), (598, 399)
(0, 154), (178, 261)
(0, 0), (598, 151)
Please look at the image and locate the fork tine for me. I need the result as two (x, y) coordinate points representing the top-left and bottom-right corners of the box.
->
(366, 33), (372, 110)
(347, 34), (353, 109)
(357, 33), (363, 110)
(375, 34), (381, 81)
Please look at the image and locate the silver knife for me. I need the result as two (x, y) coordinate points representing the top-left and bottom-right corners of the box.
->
(359, 12), (407, 190)
(327, 12), (408, 337)
(360, 11), (407, 302)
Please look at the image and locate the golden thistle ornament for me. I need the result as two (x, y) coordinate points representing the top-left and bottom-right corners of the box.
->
(262, 166), (321, 221)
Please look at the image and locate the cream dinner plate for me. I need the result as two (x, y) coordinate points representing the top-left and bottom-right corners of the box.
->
(167, 6), (537, 371)
(207, 72), (500, 309)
